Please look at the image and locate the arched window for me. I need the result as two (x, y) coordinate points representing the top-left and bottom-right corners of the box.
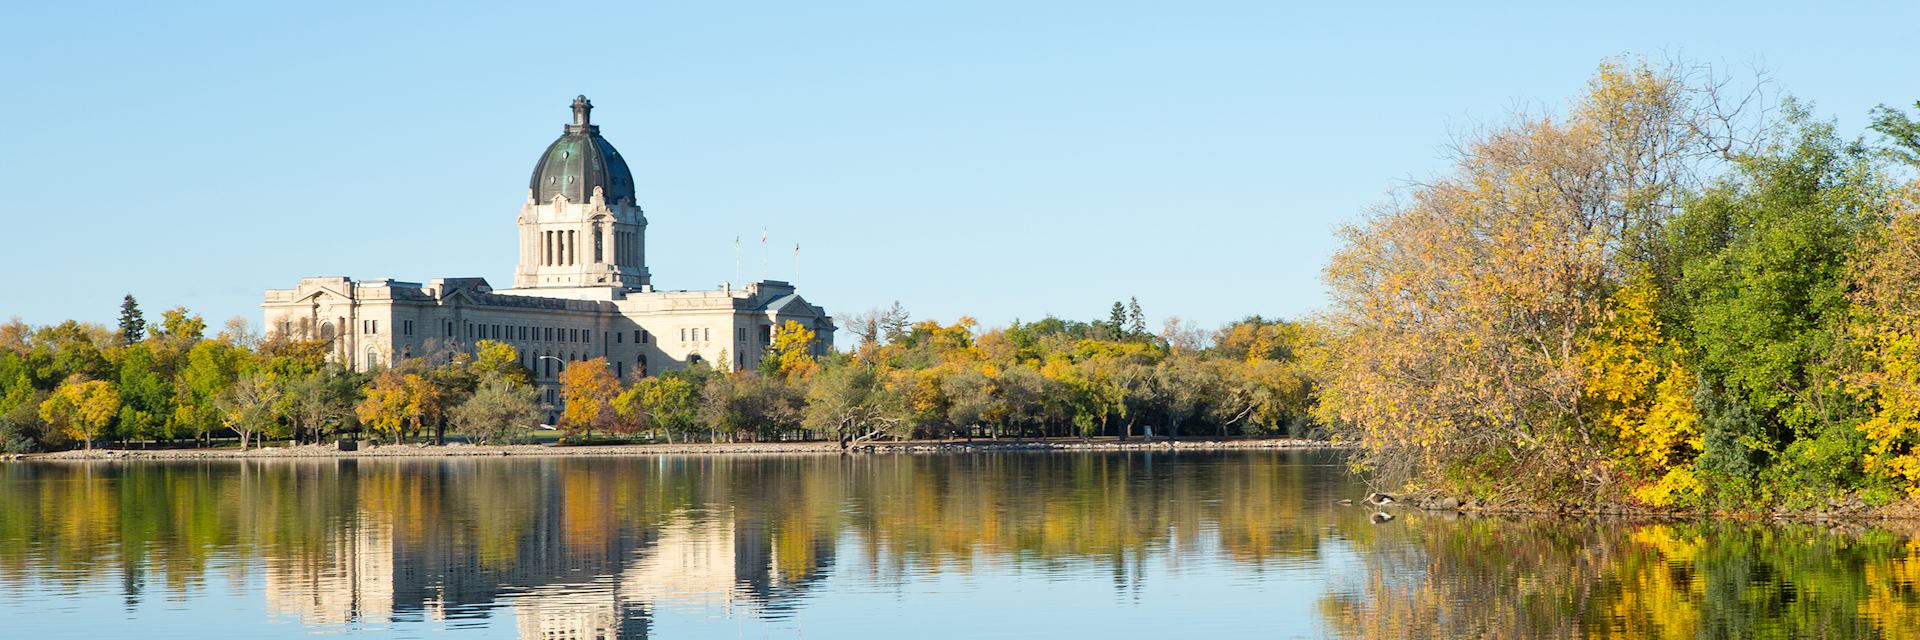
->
(593, 223), (604, 263)
(687, 353), (703, 366)
(365, 349), (379, 369)
(637, 354), (648, 377)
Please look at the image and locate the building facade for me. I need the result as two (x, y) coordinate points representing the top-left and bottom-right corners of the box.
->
(263, 96), (834, 405)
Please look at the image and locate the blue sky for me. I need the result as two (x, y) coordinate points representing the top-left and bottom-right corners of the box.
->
(2, 1), (1914, 346)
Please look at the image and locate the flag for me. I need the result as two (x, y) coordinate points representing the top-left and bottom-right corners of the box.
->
(761, 227), (767, 244)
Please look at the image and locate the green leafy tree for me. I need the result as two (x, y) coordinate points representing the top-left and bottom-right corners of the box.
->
(1663, 106), (1878, 497)
(218, 370), (283, 449)
(1869, 100), (1920, 168)
(115, 344), (171, 443)
(804, 363), (908, 445)
(169, 339), (244, 443)
(449, 377), (542, 444)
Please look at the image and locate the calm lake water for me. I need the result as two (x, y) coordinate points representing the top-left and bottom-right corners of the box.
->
(0, 450), (1915, 639)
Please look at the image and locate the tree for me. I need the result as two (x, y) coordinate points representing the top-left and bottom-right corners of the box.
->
(1126, 297), (1147, 339)
(285, 366), (359, 443)
(701, 372), (803, 441)
(1666, 106), (1877, 496)
(1869, 100), (1920, 168)
(471, 340), (531, 386)
(1107, 301), (1127, 338)
(355, 370), (439, 444)
(170, 339), (243, 444)
(1317, 61), (1712, 494)
(557, 357), (620, 439)
(804, 363), (908, 445)
(115, 344), (171, 443)
(613, 375), (701, 442)
(1844, 182), (1920, 495)
(450, 378), (542, 444)
(40, 377), (120, 450)
(1581, 275), (1703, 506)
(117, 294), (145, 346)
(763, 320), (821, 381)
(941, 367), (1001, 438)
(219, 370), (283, 450)
(153, 307), (206, 344)
(880, 301), (912, 344)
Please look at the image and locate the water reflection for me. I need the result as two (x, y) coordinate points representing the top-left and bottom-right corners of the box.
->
(0, 452), (1915, 638)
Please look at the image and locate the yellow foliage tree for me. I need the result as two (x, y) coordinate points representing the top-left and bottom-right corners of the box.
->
(1581, 276), (1702, 506)
(355, 370), (439, 444)
(558, 357), (620, 439)
(766, 320), (822, 380)
(40, 377), (121, 450)
(1846, 183), (1920, 495)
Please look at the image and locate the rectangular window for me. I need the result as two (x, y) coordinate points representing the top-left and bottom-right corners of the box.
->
(680, 328), (687, 341)
(445, 321), (453, 337)
(616, 332), (623, 344)
(615, 362), (623, 378)
(762, 325), (773, 344)
(404, 320), (414, 336)
(737, 327), (746, 342)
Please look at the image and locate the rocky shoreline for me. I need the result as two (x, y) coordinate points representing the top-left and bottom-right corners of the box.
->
(1358, 490), (1920, 525)
(8, 437), (1342, 462)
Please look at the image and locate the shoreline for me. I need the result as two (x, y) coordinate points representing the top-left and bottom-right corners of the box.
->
(1378, 491), (1920, 525)
(8, 437), (1343, 462)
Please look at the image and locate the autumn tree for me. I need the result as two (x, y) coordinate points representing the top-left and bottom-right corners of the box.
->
(1844, 182), (1920, 495)
(355, 370), (440, 444)
(762, 320), (821, 380)
(557, 357), (620, 440)
(471, 340), (532, 386)
(1317, 61), (1716, 494)
(1581, 275), (1703, 506)
(40, 377), (120, 450)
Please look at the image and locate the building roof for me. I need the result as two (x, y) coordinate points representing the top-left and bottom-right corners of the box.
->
(528, 96), (637, 206)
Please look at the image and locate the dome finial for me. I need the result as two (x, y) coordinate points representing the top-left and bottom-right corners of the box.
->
(571, 95), (592, 126)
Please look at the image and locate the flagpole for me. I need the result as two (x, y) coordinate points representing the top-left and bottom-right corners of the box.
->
(733, 235), (741, 287)
(760, 226), (768, 282)
(794, 242), (800, 282)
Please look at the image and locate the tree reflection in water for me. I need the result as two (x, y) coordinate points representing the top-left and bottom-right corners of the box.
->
(0, 452), (1914, 638)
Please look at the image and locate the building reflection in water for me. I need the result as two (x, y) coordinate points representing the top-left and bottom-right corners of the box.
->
(252, 458), (839, 639)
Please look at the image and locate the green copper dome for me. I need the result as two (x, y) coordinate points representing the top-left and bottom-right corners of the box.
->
(529, 96), (636, 206)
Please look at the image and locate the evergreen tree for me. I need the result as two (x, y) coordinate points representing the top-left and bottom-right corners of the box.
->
(880, 301), (912, 344)
(1108, 301), (1127, 337)
(1126, 297), (1147, 339)
(117, 294), (145, 346)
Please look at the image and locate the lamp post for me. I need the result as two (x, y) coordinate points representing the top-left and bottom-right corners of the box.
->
(536, 355), (566, 379)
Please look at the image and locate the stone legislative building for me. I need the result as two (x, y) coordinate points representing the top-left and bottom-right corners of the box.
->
(263, 96), (835, 406)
